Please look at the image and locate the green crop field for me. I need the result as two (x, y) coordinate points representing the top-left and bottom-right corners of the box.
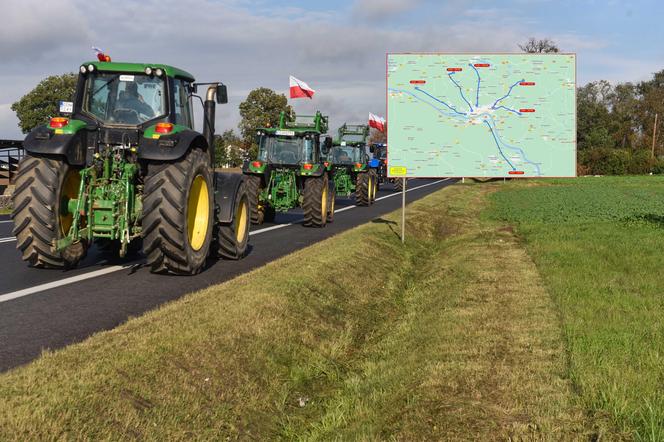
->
(488, 176), (664, 440)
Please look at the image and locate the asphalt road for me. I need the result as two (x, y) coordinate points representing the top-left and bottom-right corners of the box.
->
(0, 179), (455, 372)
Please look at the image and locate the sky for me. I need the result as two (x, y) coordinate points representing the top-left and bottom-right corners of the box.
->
(1, 0), (662, 138)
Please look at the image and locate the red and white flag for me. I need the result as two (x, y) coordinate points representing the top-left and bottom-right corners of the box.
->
(369, 113), (386, 132)
(289, 75), (315, 99)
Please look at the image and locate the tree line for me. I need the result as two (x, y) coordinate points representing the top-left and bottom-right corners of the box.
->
(10, 40), (663, 174)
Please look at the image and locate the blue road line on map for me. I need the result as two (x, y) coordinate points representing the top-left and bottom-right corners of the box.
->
(493, 105), (522, 115)
(469, 63), (481, 107)
(388, 88), (468, 120)
(491, 79), (524, 109)
(411, 87), (467, 116)
(486, 119), (543, 175)
(483, 120), (515, 170)
(447, 73), (474, 112)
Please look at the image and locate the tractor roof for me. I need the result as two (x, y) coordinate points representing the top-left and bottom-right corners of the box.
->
(259, 111), (328, 135)
(82, 61), (195, 82)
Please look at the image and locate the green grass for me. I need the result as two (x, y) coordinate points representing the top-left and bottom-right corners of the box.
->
(0, 183), (593, 440)
(0, 208), (11, 215)
(487, 176), (664, 440)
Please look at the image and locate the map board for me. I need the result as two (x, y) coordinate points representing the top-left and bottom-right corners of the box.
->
(386, 53), (576, 177)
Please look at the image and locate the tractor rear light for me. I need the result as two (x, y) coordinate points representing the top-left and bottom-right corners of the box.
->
(303, 163), (313, 170)
(155, 122), (174, 134)
(251, 161), (262, 168)
(355, 163), (362, 169)
(49, 117), (69, 129)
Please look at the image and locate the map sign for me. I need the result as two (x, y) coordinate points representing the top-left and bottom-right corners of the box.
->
(387, 53), (576, 177)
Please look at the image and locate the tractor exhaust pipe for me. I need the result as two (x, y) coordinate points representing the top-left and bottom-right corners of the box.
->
(203, 86), (217, 166)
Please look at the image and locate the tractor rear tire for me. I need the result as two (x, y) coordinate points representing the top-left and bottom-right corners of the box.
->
(142, 148), (213, 275)
(11, 155), (87, 268)
(394, 178), (404, 192)
(245, 174), (265, 225)
(213, 181), (250, 260)
(356, 172), (372, 206)
(303, 174), (328, 227)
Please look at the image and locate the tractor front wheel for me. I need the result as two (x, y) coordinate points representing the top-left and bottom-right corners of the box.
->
(213, 181), (250, 260)
(12, 155), (87, 268)
(142, 148), (213, 275)
(303, 174), (328, 227)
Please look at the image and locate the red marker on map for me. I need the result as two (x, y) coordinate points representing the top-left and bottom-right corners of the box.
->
(508, 171), (525, 175)
(519, 82), (536, 86)
(473, 63), (490, 67)
(519, 108), (536, 113)
(446, 67), (462, 72)
(409, 80), (426, 84)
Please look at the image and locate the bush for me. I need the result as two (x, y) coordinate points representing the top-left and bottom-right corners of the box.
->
(578, 148), (655, 175)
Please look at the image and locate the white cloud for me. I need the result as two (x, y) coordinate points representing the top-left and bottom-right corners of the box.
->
(352, 0), (420, 21)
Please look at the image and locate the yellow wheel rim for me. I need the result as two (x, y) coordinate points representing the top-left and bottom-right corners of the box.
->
(235, 197), (248, 243)
(329, 193), (335, 214)
(59, 169), (80, 236)
(321, 183), (328, 223)
(187, 175), (210, 251)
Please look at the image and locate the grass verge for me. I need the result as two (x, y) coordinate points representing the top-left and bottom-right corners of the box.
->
(488, 176), (664, 440)
(0, 182), (595, 440)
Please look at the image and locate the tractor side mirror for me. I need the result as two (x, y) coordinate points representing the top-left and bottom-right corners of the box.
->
(216, 84), (228, 104)
(321, 137), (332, 155)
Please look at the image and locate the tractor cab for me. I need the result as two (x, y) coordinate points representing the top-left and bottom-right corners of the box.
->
(327, 124), (369, 166)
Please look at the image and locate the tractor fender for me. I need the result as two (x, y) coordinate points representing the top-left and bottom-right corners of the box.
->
(138, 130), (208, 161)
(214, 171), (245, 224)
(23, 126), (87, 166)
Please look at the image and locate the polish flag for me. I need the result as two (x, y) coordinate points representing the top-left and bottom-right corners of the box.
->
(289, 76), (315, 99)
(369, 113), (386, 132)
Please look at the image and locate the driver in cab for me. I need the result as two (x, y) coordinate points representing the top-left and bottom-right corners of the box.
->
(117, 82), (154, 120)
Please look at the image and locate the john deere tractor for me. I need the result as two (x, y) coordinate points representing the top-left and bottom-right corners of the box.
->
(12, 61), (250, 275)
(327, 124), (377, 206)
(242, 111), (334, 227)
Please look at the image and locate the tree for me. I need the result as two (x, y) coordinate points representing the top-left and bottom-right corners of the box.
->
(238, 87), (293, 156)
(11, 73), (77, 133)
(519, 38), (560, 53)
(214, 129), (246, 168)
(576, 81), (615, 151)
(368, 128), (386, 145)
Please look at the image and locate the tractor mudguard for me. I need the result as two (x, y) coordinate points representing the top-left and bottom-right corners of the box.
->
(23, 126), (87, 166)
(138, 130), (208, 161)
(214, 171), (245, 224)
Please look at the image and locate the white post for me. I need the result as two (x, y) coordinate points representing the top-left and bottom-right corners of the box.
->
(401, 177), (406, 244)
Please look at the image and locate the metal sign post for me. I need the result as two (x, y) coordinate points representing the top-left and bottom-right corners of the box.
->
(401, 177), (406, 243)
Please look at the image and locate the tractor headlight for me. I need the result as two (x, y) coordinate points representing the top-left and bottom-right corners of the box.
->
(155, 68), (163, 77)
(144, 67), (153, 76)
(80, 65), (87, 74)
(87, 64), (95, 72)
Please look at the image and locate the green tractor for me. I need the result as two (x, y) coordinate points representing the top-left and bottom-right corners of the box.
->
(242, 111), (334, 227)
(11, 61), (250, 275)
(327, 124), (377, 206)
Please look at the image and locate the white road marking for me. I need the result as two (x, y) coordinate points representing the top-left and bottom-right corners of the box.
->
(0, 220), (13, 224)
(0, 237), (16, 243)
(0, 179), (451, 303)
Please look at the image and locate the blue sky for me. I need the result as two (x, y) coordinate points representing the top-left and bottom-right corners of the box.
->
(1, 0), (662, 138)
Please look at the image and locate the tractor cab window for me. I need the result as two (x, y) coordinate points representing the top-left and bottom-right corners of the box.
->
(173, 79), (193, 129)
(331, 145), (362, 164)
(83, 72), (166, 125)
(257, 134), (316, 165)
